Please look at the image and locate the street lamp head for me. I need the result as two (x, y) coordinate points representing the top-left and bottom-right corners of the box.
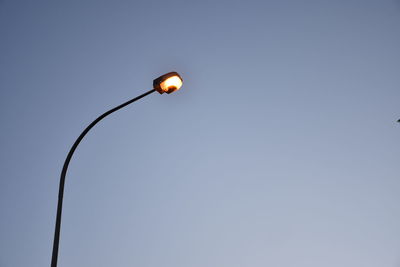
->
(153, 72), (183, 94)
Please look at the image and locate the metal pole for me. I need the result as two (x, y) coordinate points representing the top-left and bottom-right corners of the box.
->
(51, 89), (156, 267)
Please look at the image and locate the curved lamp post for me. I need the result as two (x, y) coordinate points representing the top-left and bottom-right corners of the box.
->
(51, 72), (183, 267)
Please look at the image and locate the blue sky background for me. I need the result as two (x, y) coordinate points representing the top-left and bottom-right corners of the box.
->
(1, 1), (400, 266)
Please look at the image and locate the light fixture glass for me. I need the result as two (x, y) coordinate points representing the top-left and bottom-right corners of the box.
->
(153, 72), (183, 94)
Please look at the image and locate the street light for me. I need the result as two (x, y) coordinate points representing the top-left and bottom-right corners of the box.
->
(50, 72), (183, 267)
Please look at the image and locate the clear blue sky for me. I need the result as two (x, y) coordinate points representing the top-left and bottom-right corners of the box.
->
(1, 1), (399, 266)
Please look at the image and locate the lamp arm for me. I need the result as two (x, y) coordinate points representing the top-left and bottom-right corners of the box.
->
(51, 88), (156, 267)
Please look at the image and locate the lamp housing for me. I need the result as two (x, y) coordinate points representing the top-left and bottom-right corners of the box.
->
(153, 72), (183, 94)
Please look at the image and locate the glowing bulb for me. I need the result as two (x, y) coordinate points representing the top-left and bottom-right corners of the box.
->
(153, 72), (183, 94)
(160, 76), (183, 93)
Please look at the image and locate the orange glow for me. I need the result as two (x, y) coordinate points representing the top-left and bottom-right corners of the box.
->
(160, 75), (183, 93)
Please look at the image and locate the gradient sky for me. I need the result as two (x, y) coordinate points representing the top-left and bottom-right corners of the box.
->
(1, 1), (400, 267)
